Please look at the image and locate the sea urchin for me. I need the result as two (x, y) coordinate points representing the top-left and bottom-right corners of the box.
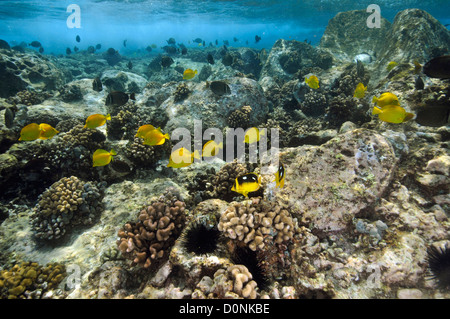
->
(426, 244), (450, 289)
(180, 219), (221, 255)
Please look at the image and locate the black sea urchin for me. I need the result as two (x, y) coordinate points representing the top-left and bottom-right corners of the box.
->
(180, 220), (220, 255)
(233, 246), (268, 291)
(426, 244), (450, 289)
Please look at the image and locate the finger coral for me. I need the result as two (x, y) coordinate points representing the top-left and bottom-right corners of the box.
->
(30, 176), (105, 241)
(218, 197), (296, 251)
(117, 196), (186, 269)
(192, 264), (258, 299)
(0, 262), (66, 299)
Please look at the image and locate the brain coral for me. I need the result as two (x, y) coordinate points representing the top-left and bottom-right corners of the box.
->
(218, 197), (296, 251)
(30, 176), (105, 241)
(117, 196), (186, 269)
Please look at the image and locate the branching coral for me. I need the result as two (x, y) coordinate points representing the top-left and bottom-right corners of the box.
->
(30, 176), (105, 241)
(117, 196), (186, 269)
(218, 197), (295, 251)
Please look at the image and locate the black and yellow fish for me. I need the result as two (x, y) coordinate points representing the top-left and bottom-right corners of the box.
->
(274, 162), (285, 188)
(231, 173), (261, 198)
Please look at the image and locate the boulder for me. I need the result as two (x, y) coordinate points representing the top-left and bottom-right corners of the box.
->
(0, 51), (65, 98)
(160, 77), (269, 132)
(260, 39), (333, 80)
(319, 10), (391, 62)
(275, 128), (397, 236)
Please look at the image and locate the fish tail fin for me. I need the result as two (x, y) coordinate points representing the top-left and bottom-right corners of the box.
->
(372, 106), (382, 115)
(164, 133), (170, 140)
(130, 93), (136, 100)
(194, 70), (198, 74)
(193, 150), (201, 160)
(18, 137), (22, 141)
(106, 114), (111, 121)
(110, 149), (117, 156)
(217, 142), (223, 149)
(372, 96), (378, 104)
(260, 128), (266, 136)
(404, 112), (415, 122)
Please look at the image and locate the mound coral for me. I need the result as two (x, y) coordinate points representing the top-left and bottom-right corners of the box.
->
(30, 176), (105, 241)
(0, 262), (66, 299)
(227, 105), (252, 129)
(117, 196), (187, 269)
(218, 197), (296, 251)
(210, 160), (250, 202)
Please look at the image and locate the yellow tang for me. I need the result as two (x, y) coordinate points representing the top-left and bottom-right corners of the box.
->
(135, 124), (155, 139)
(93, 149), (117, 167)
(231, 173), (261, 198)
(274, 162), (285, 188)
(202, 140), (223, 158)
(372, 105), (415, 124)
(38, 123), (59, 140)
(143, 127), (170, 146)
(19, 123), (41, 141)
(372, 92), (400, 108)
(84, 113), (111, 129)
(353, 83), (367, 99)
(305, 75), (319, 89)
(167, 147), (201, 168)
(386, 61), (398, 71)
(244, 127), (265, 144)
(183, 69), (198, 80)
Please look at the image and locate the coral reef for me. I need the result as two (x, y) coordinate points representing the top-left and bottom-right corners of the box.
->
(192, 264), (258, 299)
(117, 195), (187, 269)
(218, 197), (296, 251)
(30, 176), (105, 241)
(209, 160), (250, 202)
(227, 105), (252, 128)
(0, 262), (66, 299)
(173, 82), (191, 103)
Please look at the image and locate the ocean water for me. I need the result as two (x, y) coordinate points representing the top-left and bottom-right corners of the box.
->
(0, 0), (450, 302)
(0, 0), (449, 52)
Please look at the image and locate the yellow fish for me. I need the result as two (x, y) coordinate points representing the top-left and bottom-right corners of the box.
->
(19, 123), (41, 141)
(231, 173), (261, 198)
(167, 147), (201, 168)
(372, 92), (400, 108)
(274, 162), (285, 188)
(244, 127), (265, 144)
(305, 75), (319, 89)
(386, 61), (398, 71)
(93, 149), (117, 167)
(202, 140), (223, 158)
(84, 113), (111, 129)
(38, 123), (59, 140)
(143, 127), (170, 146)
(353, 83), (367, 99)
(135, 124), (155, 139)
(183, 69), (198, 80)
(372, 105), (414, 124)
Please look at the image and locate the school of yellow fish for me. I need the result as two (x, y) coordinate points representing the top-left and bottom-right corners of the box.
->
(17, 57), (436, 198)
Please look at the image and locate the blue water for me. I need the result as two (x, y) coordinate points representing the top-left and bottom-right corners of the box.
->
(1, 0), (449, 55)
